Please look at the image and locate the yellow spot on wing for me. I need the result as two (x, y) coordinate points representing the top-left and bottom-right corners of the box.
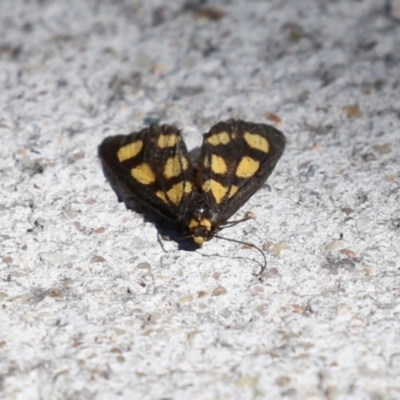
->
(158, 134), (179, 148)
(228, 185), (239, 198)
(236, 156), (260, 178)
(131, 163), (155, 185)
(211, 154), (227, 174)
(167, 181), (192, 205)
(117, 140), (143, 162)
(202, 179), (228, 204)
(206, 131), (230, 146)
(156, 191), (168, 203)
(164, 156), (188, 179)
(244, 132), (269, 153)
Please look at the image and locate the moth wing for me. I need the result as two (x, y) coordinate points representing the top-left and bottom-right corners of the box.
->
(198, 119), (285, 224)
(98, 124), (194, 222)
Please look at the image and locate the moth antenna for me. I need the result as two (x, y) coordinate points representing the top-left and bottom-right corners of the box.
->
(214, 234), (267, 276)
(219, 211), (257, 230)
(219, 216), (252, 229)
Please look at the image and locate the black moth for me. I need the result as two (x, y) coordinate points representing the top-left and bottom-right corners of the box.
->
(98, 119), (285, 247)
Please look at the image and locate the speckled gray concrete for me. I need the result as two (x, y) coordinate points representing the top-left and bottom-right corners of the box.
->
(1, 1), (400, 399)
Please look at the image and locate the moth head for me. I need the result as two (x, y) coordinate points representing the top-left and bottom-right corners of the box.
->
(188, 218), (213, 246)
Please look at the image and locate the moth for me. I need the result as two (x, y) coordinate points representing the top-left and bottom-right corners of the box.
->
(98, 119), (285, 248)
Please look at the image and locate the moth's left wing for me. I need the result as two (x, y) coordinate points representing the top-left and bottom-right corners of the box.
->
(98, 124), (194, 222)
(198, 119), (285, 224)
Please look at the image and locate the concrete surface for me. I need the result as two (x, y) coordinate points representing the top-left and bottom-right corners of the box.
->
(0, 0), (399, 399)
